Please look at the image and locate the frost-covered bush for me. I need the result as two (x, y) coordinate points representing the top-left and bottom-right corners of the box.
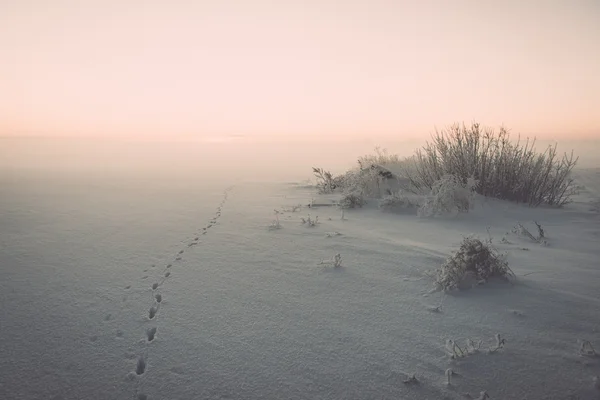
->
(339, 190), (366, 209)
(339, 167), (384, 198)
(418, 175), (477, 217)
(435, 236), (514, 291)
(357, 146), (402, 167)
(407, 122), (578, 206)
(312, 167), (344, 194)
(379, 191), (422, 212)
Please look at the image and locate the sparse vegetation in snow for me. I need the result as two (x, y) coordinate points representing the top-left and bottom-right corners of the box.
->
(406, 122), (579, 206)
(379, 191), (422, 212)
(434, 236), (514, 291)
(511, 222), (548, 246)
(301, 214), (319, 227)
(269, 209), (282, 230)
(312, 167), (342, 194)
(318, 253), (342, 268)
(418, 175), (478, 217)
(579, 340), (597, 357)
(402, 373), (419, 385)
(339, 190), (366, 209)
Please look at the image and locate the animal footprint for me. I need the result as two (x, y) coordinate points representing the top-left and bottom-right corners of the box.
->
(146, 327), (157, 342)
(104, 313), (112, 321)
(136, 356), (146, 375)
(176, 257), (182, 261)
(155, 293), (162, 303)
(178, 250), (184, 254)
(166, 264), (172, 269)
(164, 271), (171, 278)
(149, 306), (158, 319)
(152, 283), (159, 290)
(125, 285), (131, 290)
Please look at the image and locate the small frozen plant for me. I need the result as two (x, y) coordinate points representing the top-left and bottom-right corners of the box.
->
(467, 339), (483, 354)
(511, 222), (548, 246)
(301, 214), (319, 227)
(579, 340), (597, 357)
(269, 209), (282, 229)
(488, 334), (506, 353)
(434, 236), (514, 291)
(463, 391), (490, 400)
(283, 204), (302, 212)
(534, 221), (545, 239)
(445, 368), (454, 385)
(446, 335), (499, 359)
(325, 231), (342, 238)
(319, 253), (342, 268)
(403, 374), (419, 385)
(446, 339), (466, 359)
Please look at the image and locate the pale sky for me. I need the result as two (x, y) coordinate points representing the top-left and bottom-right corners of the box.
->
(1, 0), (599, 141)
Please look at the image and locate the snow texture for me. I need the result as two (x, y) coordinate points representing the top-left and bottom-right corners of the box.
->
(2, 144), (600, 399)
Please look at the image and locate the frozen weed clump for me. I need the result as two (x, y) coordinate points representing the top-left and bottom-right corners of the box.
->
(402, 374), (419, 385)
(312, 167), (342, 194)
(301, 214), (319, 227)
(579, 340), (597, 357)
(487, 333), (506, 353)
(318, 253), (342, 268)
(339, 190), (366, 209)
(445, 338), (483, 359)
(325, 231), (342, 238)
(445, 339), (466, 359)
(462, 391), (490, 400)
(282, 204), (302, 213)
(445, 334), (505, 360)
(434, 236), (514, 291)
(379, 191), (422, 212)
(269, 209), (282, 230)
(418, 175), (478, 217)
(511, 221), (548, 245)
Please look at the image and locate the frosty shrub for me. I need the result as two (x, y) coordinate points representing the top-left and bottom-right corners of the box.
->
(435, 236), (514, 291)
(312, 154), (389, 199)
(312, 167), (344, 194)
(406, 122), (578, 206)
(379, 191), (422, 212)
(357, 146), (402, 167)
(339, 190), (366, 209)
(418, 175), (478, 217)
(340, 167), (384, 198)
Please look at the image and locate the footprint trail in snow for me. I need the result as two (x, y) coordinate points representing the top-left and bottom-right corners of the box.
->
(125, 185), (234, 399)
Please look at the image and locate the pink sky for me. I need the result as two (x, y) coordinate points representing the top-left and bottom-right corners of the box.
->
(1, 0), (599, 141)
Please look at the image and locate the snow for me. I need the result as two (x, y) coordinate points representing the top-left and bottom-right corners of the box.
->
(1, 139), (600, 399)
